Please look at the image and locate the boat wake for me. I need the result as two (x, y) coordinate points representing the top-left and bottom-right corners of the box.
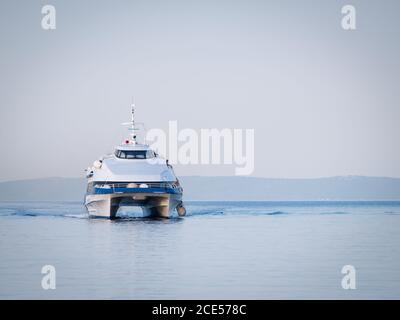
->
(0, 201), (399, 219)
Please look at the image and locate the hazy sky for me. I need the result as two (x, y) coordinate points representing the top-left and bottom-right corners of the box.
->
(0, 0), (399, 181)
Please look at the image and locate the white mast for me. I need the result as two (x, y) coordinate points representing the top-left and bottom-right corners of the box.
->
(122, 102), (137, 144)
(129, 103), (136, 144)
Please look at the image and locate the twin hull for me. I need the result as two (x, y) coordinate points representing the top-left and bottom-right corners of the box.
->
(85, 187), (183, 219)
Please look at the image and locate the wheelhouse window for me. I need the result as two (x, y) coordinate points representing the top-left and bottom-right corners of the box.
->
(115, 150), (155, 159)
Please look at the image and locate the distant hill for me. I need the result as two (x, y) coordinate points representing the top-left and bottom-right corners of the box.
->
(180, 176), (400, 200)
(0, 177), (86, 202)
(0, 176), (400, 201)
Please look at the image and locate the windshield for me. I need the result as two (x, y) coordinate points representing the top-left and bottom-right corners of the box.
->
(115, 150), (155, 159)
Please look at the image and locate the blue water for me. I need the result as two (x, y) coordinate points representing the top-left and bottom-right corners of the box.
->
(0, 201), (399, 299)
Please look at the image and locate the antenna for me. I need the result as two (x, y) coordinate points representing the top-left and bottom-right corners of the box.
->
(122, 100), (138, 144)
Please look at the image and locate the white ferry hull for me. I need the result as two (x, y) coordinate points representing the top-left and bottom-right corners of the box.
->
(85, 192), (183, 219)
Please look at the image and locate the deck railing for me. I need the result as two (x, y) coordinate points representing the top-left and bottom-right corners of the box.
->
(95, 182), (180, 190)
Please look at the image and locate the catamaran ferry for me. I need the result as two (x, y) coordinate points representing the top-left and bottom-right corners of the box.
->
(84, 105), (186, 219)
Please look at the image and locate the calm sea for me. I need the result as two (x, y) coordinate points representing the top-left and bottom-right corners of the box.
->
(0, 201), (399, 299)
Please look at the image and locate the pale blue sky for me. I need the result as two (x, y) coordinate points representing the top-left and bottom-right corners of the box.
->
(0, 0), (399, 180)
